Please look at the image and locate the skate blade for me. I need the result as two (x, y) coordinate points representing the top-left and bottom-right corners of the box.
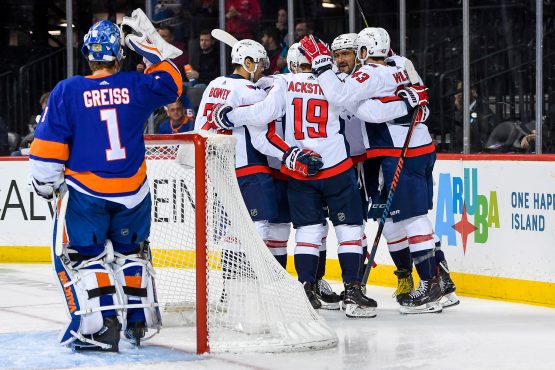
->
(319, 301), (341, 310)
(344, 304), (377, 318)
(399, 301), (443, 315)
(440, 292), (460, 309)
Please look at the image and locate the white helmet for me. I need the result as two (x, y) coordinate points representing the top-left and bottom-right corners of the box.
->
(355, 27), (390, 62)
(286, 43), (309, 73)
(331, 33), (358, 53)
(231, 39), (269, 80)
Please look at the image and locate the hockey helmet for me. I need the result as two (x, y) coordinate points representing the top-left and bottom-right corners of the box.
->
(331, 33), (358, 53)
(231, 39), (270, 71)
(355, 27), (390, 62)
(286, 43), (309, 73)
(81, 20), (124, 62)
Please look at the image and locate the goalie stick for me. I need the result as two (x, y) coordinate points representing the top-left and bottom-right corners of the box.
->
(211, 29), (238, 47)
(361, 59), (423, 286)
(53, 186), (69, 257)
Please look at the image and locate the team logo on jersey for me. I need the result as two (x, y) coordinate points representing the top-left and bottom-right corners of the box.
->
(337, 212), (346, 222)
(250, 209), (258, 217)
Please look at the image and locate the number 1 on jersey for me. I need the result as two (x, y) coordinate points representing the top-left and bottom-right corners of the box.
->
(100, 108), (126, 161)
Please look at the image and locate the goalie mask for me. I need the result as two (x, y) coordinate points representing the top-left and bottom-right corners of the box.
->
(355, 27), (390, 63)
(286, 43), (309, 73)
(231, 39), (269, 81)
(82, 20), (124, 62)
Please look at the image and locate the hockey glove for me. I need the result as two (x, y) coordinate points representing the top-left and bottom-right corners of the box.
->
(282, 146), (324, 177)
(30, 176), (66, 201)
(121, 8), (182, 66)
(397, 85), (429, 109)
(414, 105), (430, 124)
(299, 35), (333, 76)
(209, 103), (235, 130)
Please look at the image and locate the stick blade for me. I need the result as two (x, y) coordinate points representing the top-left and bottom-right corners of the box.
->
(404, 59), (420, 85)
(211, 29), (239, 47)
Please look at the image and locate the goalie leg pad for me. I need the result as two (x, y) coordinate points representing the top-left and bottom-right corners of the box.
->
(53, 247), (120, 347)
(113, 242), (161, 334)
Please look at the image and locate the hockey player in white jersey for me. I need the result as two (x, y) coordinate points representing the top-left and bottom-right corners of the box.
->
(300, 29), (458, 313)
(330, 33), (372, 282)
(211, 43), (413, 317)
(194, 39), (322, 271)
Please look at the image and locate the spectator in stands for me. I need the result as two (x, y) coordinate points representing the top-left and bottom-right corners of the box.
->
(275, 8), (288, 42)
(452, 81), (496, 153)
(187, 30), (220, 87)
(225, 0), (261, 40)
(294, 21), (313, 42)
(137, 26), (188, 73)
(11, 91), (50, 156)
(157, 99), (195, 134)
(261, 27), (285, 75)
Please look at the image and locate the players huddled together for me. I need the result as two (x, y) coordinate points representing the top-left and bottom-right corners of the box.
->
(28, 9), (459, 353)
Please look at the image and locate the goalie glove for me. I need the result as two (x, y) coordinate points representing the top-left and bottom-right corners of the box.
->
(397, 85), (429, 109)
(209, 103), (235, 130)
(299, 35), (333, 76)
(282, 146), (324, 177)
(29, 176), (66, 201)
(121, 8), (182, 66)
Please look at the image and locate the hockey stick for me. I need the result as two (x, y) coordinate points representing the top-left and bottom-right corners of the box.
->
(354, 0), (369, 28)
(211, 29), (238, 47)
(361, 59), (422, 286)
(53, 185), (69, 257)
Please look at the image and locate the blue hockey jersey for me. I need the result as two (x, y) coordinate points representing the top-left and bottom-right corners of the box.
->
(29, 61), (182, 208)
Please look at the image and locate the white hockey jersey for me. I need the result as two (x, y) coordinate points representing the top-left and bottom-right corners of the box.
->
(318, 56), (435, 158)
(336, 72), (368, 164)
(226, 72), (407, 180)
(194, 74), (285, 177)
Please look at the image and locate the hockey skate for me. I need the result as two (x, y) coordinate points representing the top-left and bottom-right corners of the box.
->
(71, 316), (121, 352)
(124, 321), (146, 347)
(303, 282), (322, 309)
(315, 279), (341, 310)
(392, 269), (414, 304)
(399, 276), (442, 314)
(343, 281), (377, 318)
(438, 261), (460, 309)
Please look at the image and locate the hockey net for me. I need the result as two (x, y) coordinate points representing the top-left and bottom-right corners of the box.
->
(144, 132), (337, 353)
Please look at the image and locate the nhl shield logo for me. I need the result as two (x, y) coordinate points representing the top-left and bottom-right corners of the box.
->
(337, 212), (346, 222)
(121, 228), (129, 236)
(250, 209), (258, 217)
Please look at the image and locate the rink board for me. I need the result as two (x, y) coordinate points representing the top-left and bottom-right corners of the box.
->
(1, 154), (554, 306)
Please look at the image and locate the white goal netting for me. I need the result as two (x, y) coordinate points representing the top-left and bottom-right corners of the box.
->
(145, 132), (337, 353)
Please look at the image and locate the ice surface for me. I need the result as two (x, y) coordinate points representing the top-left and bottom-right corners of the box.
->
(1, 264), (554, 370)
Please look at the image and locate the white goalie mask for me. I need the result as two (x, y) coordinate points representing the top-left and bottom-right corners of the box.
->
(331, 33), (358, 54)
(286, 43), (309, 73)
(231, 39), (270, 81)
(355, 27), (390, 63)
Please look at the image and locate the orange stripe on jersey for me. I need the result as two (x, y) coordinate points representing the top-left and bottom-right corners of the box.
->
(125, 276), (142, 289)
(64, 160), (147, 194)
(235, 165), (272, 177)
(283, 157), (353, 180)
(366, 143), (435, 159)
(145, 61), (183, 97)
(85, 73), (113, 79)
(30, 138), (69, 161)
(96, 272), (111, 287)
